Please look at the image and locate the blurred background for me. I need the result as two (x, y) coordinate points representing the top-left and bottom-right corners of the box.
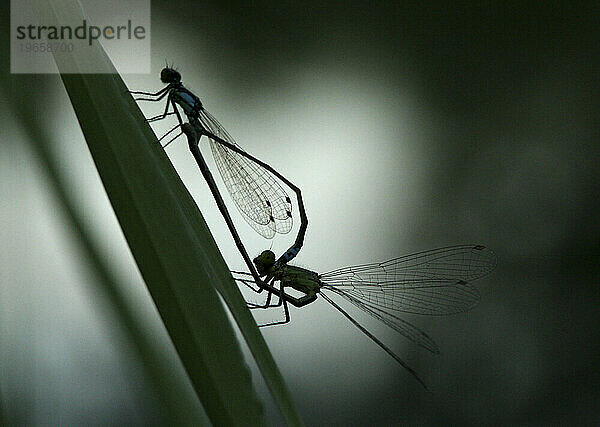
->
(1, 1), (599, 425)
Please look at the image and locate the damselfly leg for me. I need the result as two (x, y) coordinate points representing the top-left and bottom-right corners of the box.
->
(159, 124), (184, 148)
(232, 270), (291, 327)
(129, 88), (186, 145)
(146, 112), (177, 123)
(128, 86), (170, 100)
(252, 283), (291, 327)
(233, 271), (278, 306)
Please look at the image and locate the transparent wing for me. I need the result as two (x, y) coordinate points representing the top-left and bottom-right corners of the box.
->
(320, 245), (496, 316)
(197, 109), (293, 239)
(321, 287), (441, 353)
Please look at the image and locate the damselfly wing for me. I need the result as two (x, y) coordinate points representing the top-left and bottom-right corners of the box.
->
(195, 109), (293, 238)
(319, 245), (495, 353)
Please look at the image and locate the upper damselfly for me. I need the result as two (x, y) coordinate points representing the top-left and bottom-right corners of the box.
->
(233, 244), (497, 389)
(129, 67), (307, 287)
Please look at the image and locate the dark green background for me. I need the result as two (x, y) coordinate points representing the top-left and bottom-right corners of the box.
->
(2, 1), (598, 425)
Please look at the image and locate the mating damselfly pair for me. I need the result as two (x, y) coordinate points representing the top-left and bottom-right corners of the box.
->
(129, 67), (496, 388)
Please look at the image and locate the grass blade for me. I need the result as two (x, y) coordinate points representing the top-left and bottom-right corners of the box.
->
(1, 5), (206, 426)
(28, 0), (303, 425)
(3, 75), (209, 426)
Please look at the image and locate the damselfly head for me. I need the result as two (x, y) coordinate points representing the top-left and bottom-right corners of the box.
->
(160, 67), (181, 84)
(253, 250), (276, 276)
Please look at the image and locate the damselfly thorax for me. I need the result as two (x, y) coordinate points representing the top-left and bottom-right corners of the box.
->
(255, 250), (322, 295)
(252, 249), (321, 306)
(278, 265), (322, 297)
(172, 87), (202, 117)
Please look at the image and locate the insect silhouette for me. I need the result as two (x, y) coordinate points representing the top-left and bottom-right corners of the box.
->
(129, 67), (308, 290)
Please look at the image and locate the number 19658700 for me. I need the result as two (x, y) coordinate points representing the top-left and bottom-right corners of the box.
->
(19, 42), (74, 53)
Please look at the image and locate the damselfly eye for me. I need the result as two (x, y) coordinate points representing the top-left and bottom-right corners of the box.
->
(253, 250), (276, 276)
(160, 67), (181, 84)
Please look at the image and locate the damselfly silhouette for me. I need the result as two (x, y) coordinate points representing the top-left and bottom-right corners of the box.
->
(129, 67), (307, 288)
(233, 245), (496, 389)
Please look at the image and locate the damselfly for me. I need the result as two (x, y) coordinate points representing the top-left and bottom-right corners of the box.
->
(129, 67), (307, 287)
(233, 245), (496, 389)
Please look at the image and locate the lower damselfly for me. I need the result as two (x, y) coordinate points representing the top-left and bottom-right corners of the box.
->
(233, 245), (497, 389)
(129, 67), (307, 288)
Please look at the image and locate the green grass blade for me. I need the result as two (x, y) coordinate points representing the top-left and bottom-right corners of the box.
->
(180, 174), (306, 427)
(3, 75), (209, 426)
(57, 73), (266, 425)
(27, 0), (303, 425)
(1, 9), (208, 427)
